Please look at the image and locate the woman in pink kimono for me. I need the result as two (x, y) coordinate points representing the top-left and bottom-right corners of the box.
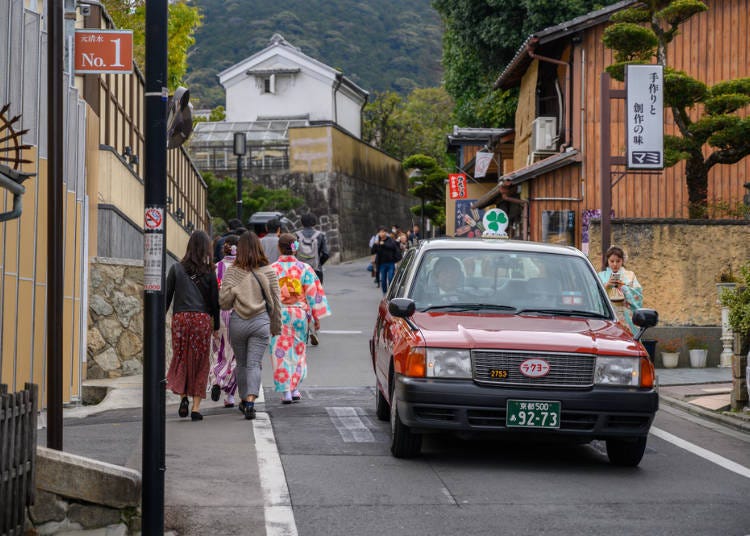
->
(270, 233), (331, 403)
(209, 235), (239, 407)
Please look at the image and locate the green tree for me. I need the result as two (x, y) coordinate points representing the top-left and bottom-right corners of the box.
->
(364, 87), (455, 166)
(603, 0), (750, 218)
(203, 172), (304, 230)
(402, 154), (448, 229)
(433, 0), (620, 126)
(102, 0), (202, 90)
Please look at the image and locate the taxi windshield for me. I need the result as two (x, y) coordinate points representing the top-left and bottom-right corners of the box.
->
(408, 249), (610, 316)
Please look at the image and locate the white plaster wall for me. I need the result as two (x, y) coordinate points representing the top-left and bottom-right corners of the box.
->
(335, 91), (363, 138)
(225, 72), (333, 122)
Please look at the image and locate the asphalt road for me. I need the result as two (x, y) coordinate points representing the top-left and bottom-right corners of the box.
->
(58, 258), (750, 535)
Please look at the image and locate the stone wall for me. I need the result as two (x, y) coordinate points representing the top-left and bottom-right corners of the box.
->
(587, 220), (750, 325)
(28, 447), (141, 534)
(88, 258), (175, 379)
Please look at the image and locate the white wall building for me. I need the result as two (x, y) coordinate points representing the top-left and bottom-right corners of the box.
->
(218, 34), (368, 139)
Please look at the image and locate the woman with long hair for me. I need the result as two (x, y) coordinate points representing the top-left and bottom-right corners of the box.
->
(209, 234), (240, 407)
(219, 231), (281, 420)
(166, 230), (220, 421)
(597, 245), (643, 334)
(270, 233), (331, 403)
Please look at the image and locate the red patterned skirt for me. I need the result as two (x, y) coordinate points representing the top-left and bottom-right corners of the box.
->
(167, 312), (212, 397)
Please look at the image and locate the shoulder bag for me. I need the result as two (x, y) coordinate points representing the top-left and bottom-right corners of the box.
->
(250, 269), (272, 315)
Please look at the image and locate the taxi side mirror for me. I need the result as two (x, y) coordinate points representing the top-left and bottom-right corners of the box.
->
(632, 308), (658, 341)
(389, 298), (415, 318)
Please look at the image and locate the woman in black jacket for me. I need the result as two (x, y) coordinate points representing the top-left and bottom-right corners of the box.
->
(166, 230), (220, 421)
(371, 226), (402, 294)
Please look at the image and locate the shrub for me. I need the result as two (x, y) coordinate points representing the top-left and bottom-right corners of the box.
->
(659, 338), (681, 352)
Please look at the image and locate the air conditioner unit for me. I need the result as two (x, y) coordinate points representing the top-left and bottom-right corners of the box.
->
(531, 116), (557, 152)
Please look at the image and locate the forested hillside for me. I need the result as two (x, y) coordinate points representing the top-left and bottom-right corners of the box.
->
(186, 0), (444, 108)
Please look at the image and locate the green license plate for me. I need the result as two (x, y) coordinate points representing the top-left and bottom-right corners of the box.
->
(506, 400), (561, 429)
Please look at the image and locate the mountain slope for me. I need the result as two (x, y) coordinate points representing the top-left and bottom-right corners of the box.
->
(186, 0), (444, 108)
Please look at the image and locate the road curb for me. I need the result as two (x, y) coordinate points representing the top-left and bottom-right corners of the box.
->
(659, 394), (750, 434)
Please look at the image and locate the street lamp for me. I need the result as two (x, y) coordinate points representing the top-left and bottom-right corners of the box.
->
(233, 132), (247, 220)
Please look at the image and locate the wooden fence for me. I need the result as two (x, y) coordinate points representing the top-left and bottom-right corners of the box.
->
(0, 383), (38, 536)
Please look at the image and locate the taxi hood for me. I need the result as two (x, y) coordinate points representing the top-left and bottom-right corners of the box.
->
(412, 311), (642, 357)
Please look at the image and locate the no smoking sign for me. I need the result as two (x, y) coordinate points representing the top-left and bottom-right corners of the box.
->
(144, 208), (164, 231)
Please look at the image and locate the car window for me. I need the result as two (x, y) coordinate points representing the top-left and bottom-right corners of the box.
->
(388, 248), (416, 299)
(408, 249), (610, 316)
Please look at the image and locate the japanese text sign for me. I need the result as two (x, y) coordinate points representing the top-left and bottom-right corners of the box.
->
(448, 173), (468, 199)
(74, 30), (133, 74)
(626, 64), (664, 169)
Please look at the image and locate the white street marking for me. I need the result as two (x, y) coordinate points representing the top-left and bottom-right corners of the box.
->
(651, 426), (750, 479)
(253, 413), (298, 536)
(326, 406), (376, 442)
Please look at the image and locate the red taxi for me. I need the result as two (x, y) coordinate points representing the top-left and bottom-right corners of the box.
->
(370, 238), (658, 465)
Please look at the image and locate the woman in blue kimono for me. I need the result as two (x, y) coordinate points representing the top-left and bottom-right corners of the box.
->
(597, 245), (643, 334)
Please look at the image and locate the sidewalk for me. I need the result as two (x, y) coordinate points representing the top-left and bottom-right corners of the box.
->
(657, 366), (750, 433)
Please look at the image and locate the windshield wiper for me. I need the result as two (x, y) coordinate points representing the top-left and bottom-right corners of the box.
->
(515, 308), (609, 318)
(421, 303), (516, 312)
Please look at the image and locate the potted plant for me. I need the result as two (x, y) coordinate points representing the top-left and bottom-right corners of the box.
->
(686, 335), (709, 368)
(716, 264), (740, 303)
(659, 338), (681, 368)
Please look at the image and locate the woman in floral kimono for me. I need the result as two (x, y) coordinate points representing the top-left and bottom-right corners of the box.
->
(209, 235), (239, 407)
(597, 245), (643, 334)
(270, 233), (331, 403)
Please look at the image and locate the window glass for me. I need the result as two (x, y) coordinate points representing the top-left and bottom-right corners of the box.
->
(388, 249), (415, 299)
(408, 249), (610, 316)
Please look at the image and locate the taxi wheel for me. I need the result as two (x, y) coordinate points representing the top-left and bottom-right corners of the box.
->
(390, 401), (422, 458)
(606, 436), (647, 467)
(375, 385), (390, 421)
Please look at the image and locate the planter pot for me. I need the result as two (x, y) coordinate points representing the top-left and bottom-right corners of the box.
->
(661, 352), (680, 368)
(689, 349), (708, 368)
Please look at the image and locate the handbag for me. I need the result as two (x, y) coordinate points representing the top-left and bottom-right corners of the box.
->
(250, 269), (272, 315)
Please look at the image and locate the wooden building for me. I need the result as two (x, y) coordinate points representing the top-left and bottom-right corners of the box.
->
(470, 0), (750, 255)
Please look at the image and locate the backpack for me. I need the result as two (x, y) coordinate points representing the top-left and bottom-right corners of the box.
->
(296, 230), (321, 270)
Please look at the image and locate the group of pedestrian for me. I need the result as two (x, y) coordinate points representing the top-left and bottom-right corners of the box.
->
(165, 213), (331, 422)
(369, 223), (421, 294)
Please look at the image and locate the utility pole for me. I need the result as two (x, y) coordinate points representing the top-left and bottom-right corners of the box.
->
(143, 0), (168, 532)
(47, 0), (64, 451)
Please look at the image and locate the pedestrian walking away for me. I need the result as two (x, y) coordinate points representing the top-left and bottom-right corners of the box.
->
(166, 230), (220, 422)
(295, 213), (330, 284)
(210, 235), (240, 408)
(371, 225), (401, 294)
(219, 231), (282, 420)
(213, 218), (243, 262)
(270, 233), (331, 404)
(597, 245), (643, 334)
(260, 217), (282, 263)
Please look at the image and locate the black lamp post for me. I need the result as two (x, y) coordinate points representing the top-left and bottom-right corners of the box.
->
(409, 169), (426, 236)
(233, 132), (247, 220)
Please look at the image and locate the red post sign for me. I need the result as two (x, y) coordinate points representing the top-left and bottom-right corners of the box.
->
(448, 173), (468, 199)
(74, 30), (133, 74)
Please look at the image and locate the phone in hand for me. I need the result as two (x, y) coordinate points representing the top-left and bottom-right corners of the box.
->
(611, 272), (620, 281)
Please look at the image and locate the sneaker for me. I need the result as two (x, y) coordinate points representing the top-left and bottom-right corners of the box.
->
(292, 390), (301, 402)
(309, 332), (319, 346)
(210, 384), (221, 402)
(281, 391), (293, 405)
(241, 401), (256, 420)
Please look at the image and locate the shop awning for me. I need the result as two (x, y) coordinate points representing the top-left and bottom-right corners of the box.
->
(471, 149), (579, 209)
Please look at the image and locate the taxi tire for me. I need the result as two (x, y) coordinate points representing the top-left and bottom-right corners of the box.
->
(375, 386), (390, 422)
(605, 436), (647, 467)
(390, 404), (422, 458)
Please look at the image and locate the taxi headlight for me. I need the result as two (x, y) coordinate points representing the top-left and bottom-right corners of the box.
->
(594, 356), (640, 386)
(426, 349), (472, 378)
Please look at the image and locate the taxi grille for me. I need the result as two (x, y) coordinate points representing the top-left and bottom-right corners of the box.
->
(472, 350), (595, 388)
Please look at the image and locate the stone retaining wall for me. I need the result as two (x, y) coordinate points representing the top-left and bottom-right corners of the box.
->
(27, 447), (141, 534)
(88, 258), (173, 379)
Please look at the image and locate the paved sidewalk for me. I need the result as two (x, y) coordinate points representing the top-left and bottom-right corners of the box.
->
(657, 366), (750, 433)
